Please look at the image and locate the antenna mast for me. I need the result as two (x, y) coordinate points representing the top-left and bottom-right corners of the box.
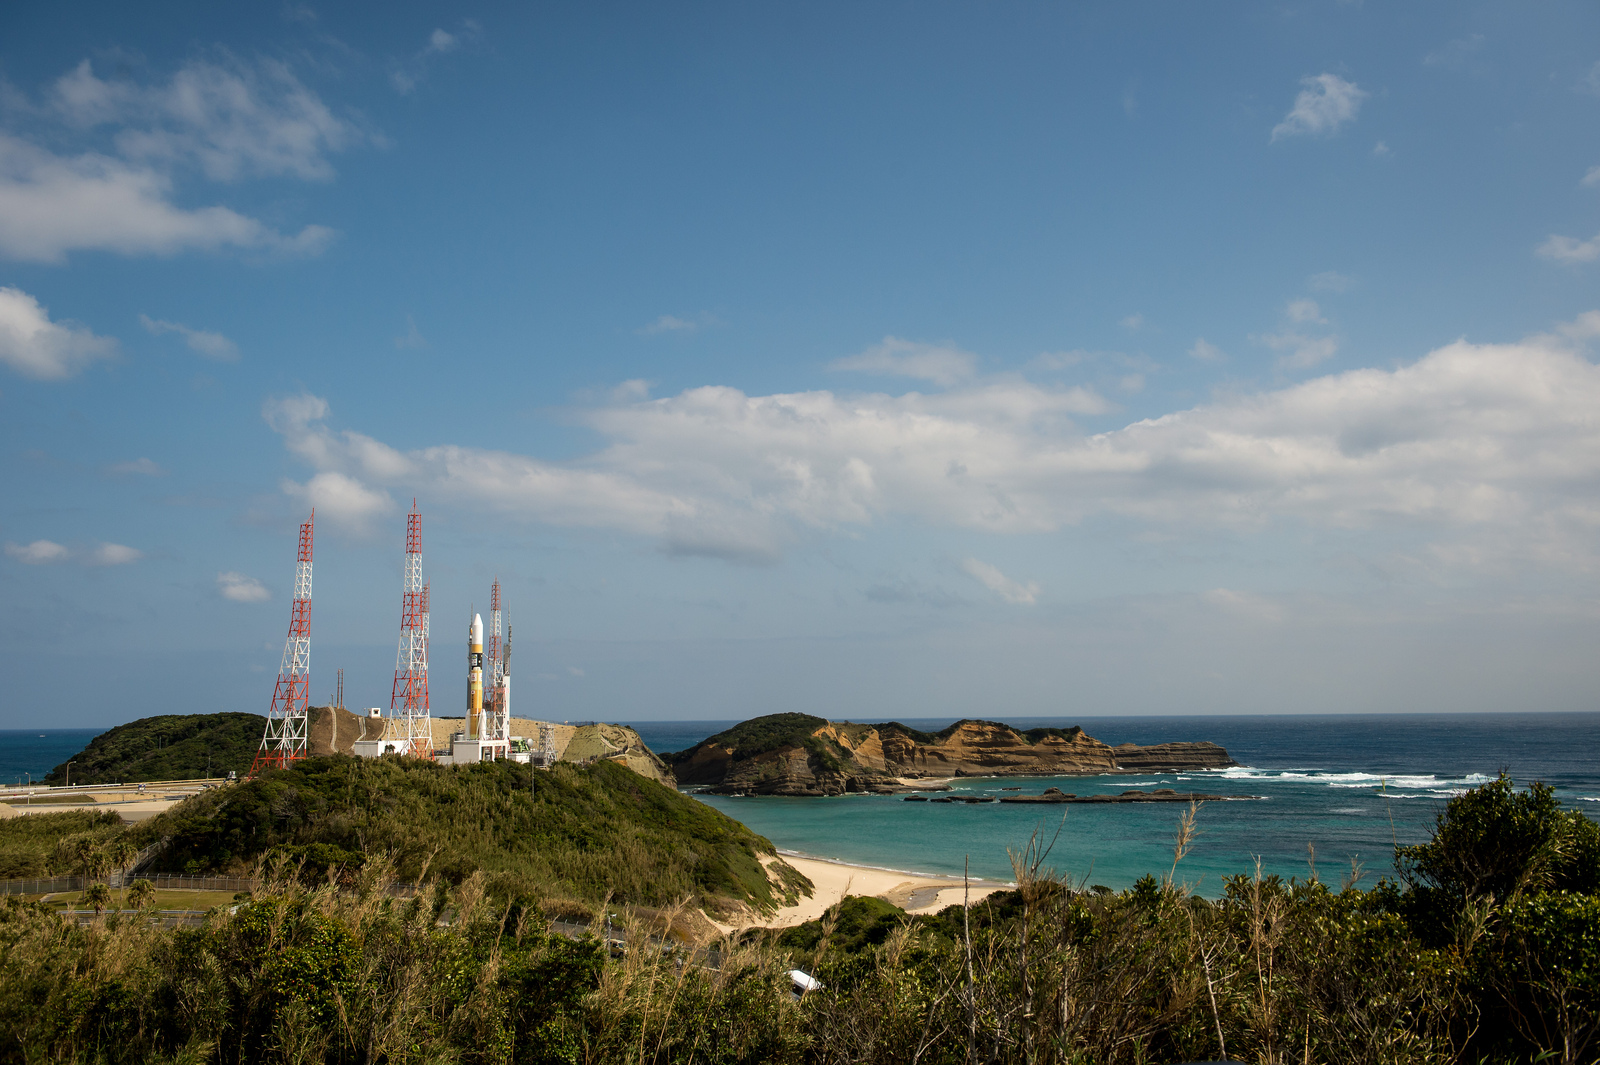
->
(386, 502), (434, 758)
(250, 512), (314, 777)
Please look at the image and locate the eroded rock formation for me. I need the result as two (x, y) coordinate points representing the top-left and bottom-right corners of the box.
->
(668, 714), (1236, 796)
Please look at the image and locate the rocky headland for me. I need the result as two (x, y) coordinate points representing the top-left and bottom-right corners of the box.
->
(668, 714), (1237, 796)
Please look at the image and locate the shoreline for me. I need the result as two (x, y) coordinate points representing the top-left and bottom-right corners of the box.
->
(722, 852), (1009, 932)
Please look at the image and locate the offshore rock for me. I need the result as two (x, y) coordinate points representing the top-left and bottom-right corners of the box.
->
(668, 714), (1236, 796)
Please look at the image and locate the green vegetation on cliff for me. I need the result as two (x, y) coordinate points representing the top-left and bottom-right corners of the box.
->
(133, 754), (807, 914)
(671, 713), (829, 761)
(43, 712), (265, 785)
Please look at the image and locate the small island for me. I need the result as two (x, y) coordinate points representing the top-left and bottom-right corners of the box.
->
(668, 714), (1237, 796)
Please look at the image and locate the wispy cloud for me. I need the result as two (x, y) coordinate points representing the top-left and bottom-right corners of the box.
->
(1189, 338), (1225, 361)
(1423, 34), (1485, 69)
(5, 539), (141, 565)
(394, 315), (426, 349)
(87, 542), (142, 565)
(1258, 298), (1338, 368)
(637, 314), (700, 335)
(830, 336), (977, 387)
(139, 314), (239, 360)
(0, 286), (117, 379)
(1538, 232), (1600, 265)
(392, 21), (479, 94)
(1582, 166), (1600, 188)
(962, 558), (1040, 605)
(107, 457), (164, 476)
(0, 56), (355, 263)
(217, 570), (270, 602)
(1272, 74), (1368, 141)
(1309, 271), (1354, 292)
(5, 539), (69, 564)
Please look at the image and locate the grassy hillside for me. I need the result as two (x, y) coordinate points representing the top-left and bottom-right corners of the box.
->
(0, 810), (126, 878)
(134, 754), (809, 915)
(43, 712), (265, 784)
(668, 713), (828, 765)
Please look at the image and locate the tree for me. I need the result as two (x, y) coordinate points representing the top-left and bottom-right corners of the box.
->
(82, 882), (112, 917)
(128, 879), (156, 911)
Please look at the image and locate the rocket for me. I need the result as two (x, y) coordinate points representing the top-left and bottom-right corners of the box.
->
(467, 612), (483, 738)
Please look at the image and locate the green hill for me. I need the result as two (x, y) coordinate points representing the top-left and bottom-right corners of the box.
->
(134, 754), (810, 915)
(43, 712), (266, 785)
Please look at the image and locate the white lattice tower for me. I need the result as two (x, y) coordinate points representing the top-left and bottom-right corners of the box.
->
(485, 581), (509, 741)
(250, 513), (314, 777)
(385, 503), (433, 758)
(538, 722), (556, 768)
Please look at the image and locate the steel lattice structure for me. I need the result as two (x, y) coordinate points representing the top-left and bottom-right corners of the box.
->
(250, 513), (314, 777)
(485, 579), (509, 741)
(385, 503), (434, 758)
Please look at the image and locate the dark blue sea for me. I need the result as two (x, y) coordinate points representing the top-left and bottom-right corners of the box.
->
(0, 729), (99, 787)
(8, 716), (1596, 896)
(623, 713), (1600, 896)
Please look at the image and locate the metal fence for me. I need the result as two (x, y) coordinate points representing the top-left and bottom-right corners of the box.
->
(0, 873), (256, 896)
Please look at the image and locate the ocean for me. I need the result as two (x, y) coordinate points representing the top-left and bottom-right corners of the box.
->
(624, 713), (1600, 896)
(8, 715), (1597, 897)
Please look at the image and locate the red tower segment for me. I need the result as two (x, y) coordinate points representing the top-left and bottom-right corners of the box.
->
(388, 503), (433, 758)
(250, 513), (314, 777)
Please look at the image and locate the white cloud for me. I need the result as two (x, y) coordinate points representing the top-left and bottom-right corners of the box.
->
(87, 542), (142, 565)
(282, 471), (394, 532)
(0, 134), (333, 263)
(1373, 141), (1391, 157)
(962, 558), (1040, 605)
(217, 570), (270, 602)
(1537, 232), (1600, 265)
(0, 55), (354, 263)
(139, 313), (238, 360)
(1423, 34), (1485, 69)
(263, 316), (1600, 569)
(1272, 74), (1368, 141)
(0, 286), (116, 379)
(48, 57), (359, 182)
(567, 666), (585, 677)
(1309, 271), (1354, 293)
(1189, 338), (1225, 362)
(393, 21), (479, 94)
(1286, 299), (1326, 324)
(830, 336), (977, 387)
(1120, 313), (1145, 331)
(107, 457), (164, 476)
(394, 315), (426, 349)
(4, 539), (140, 565)
(1583, 166), (1600, 188)
(5, 539), (69, 564)
(1261, 331), (1339, 369)
(638, 314), (698, 335)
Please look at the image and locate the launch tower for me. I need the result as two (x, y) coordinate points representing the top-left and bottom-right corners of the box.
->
(249, 512), (314, 777)
(384, 503), (434, 758)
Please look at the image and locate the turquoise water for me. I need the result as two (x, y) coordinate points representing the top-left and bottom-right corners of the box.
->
(633, 713), (1600, 896)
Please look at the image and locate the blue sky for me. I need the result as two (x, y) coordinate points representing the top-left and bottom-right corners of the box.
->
(3, 0), (1600, 729)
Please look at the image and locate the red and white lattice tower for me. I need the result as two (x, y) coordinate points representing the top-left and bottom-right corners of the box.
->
(250, 513), (314, 777)
(485, 579), (509, 741)
(385, 502), (434, 758)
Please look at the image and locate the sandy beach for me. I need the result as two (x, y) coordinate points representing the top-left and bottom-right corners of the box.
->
(730, 853), (1007, 930)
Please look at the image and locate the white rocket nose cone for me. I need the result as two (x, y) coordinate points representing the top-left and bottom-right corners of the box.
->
(470, 612), (483, 647)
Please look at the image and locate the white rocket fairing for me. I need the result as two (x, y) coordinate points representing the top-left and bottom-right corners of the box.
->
(467, 612), (484, 738)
